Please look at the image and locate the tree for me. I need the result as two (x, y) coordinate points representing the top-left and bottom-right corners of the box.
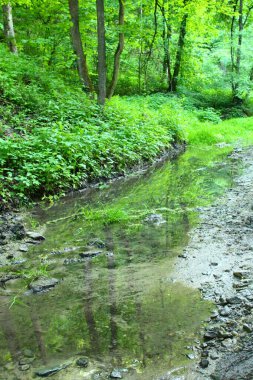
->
(228, 0), (253, 103)
(68, 0), (93, 93)
(158, 0), (189, 92)
(2, 3), (18, 54)
(96, 0), (106, 105)
(107, 0), (125, 99)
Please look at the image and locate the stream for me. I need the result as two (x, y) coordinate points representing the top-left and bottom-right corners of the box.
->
(0, 145), (244, 380)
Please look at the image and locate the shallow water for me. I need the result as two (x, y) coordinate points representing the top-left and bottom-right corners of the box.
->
(0, 146), (242, 379)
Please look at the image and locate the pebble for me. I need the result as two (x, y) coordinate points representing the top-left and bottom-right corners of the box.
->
(110, 369), (123, 379)
(220, 306), (230, 317)
(243, 323), (252, 333)
(76, 357), (89, 367)
(200, 359), (209, 368)
(19, 244), (28, 252)
(187, 353), (195, 360)
(19, 364), (30, 371)
(26, 232), (45, 241)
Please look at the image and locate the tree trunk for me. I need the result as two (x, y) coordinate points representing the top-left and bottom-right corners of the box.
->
(2, 4), (18, 54)
(107, 0), (125, 99)
(68, 0), (93, 92)
(96, 0), (106, 105)
(158, 1), (172, 89)
(233, 0), (244, 104)
(230, 0), (238, 94)
(170, 13), (188, 92)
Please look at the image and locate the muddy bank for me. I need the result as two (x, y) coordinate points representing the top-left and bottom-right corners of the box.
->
(173, 147), (253, 380)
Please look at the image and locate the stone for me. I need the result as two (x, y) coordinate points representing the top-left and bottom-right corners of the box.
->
(210, 353), (219, 360)
(187, 353), (196, 360)
(227, 296), (244, 305)
(144, 214), (166, 225)
(19, 245), (28, 252)
(20, 364), (30, 371)
(19, 358), (34, 365)
(35, 363), (70, 377)
(29, 278), (59, 293)
(204, 329), (218, 340)
(220, 306), (230, 317)
(178, 254), (187, 259)
(76, 357), (89, 368)
(110, 369), (123, 379)
(87, 238), (105, 248)
(23, 349), (34, 358)
(233, 271), (249, 279)
(243, 323), (252, 333)
(79, 251), (103, 258)
(200, 359), (209, 368)
(221, 338), (233, 348)
(26, 232), (45, 241)
(11, 223), (26, 239)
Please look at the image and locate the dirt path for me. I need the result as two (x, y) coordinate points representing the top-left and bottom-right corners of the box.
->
(172, 147), (253, 380)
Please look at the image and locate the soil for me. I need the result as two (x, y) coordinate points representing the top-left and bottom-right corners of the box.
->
(172, 147), (253, 380)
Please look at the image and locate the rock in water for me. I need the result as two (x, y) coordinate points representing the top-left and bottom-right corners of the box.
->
(26, 232), (45, 241)
(110, 369), (123, 379)
(76, 357), (89, 367)
(35, 363), (69, 377)
(144, 214), (166, 225)
(87, 238), (105, 248)
(29, 278), (59, 293)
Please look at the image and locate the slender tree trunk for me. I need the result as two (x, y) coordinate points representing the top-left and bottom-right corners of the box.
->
(107, 0), (125, 99)
(230, 0), (238, 94)
(170, 13), (188, 92)
(138, 4), (143, 93)
(233, 0), (244, 103)
(96, 0), (106, 105)
(68, 0), (93, 92)
(158, 1), (172, 89)
(2, 4), (18, 54)
(144, 0), (158, 87)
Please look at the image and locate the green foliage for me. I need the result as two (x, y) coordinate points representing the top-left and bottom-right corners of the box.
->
(0, 49), (183, 209)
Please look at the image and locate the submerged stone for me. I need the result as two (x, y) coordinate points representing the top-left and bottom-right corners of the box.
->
(88, 238), (105, 248)
(35, 363), (69, 377)
(76, 357), (89, 367)
(79, 251), (103, 258)
(20, 364), (30, 371)
(29, 278), (59, 293)
(144, 214), (166, 225)
(110, 369), (123, 379)
(26, 231), (45, 241)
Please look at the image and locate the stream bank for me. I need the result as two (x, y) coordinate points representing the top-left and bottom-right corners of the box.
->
(173, 147), (253, 380)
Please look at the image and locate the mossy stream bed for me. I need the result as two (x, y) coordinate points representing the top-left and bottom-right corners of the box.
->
(0, 145), (244, 380)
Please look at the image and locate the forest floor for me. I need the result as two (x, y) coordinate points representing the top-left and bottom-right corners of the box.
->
(172, 146), (253, 380)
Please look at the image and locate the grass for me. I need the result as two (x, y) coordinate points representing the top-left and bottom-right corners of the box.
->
(186, 116), (253, 146)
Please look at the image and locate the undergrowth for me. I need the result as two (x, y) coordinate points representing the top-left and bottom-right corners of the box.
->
(0, 46), (253, 209)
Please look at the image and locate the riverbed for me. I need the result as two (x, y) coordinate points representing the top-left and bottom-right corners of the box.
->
(0, 145), (246, 380)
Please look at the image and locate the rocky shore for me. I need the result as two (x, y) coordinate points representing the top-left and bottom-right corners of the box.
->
(173, 147), (253, 380)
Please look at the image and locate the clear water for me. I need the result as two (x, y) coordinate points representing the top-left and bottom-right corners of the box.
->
(0, 146), (241, 379)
